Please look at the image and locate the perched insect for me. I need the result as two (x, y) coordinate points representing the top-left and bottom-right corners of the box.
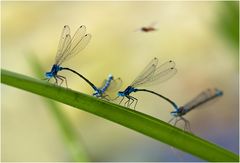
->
(168, 88), (223, 132)
(93, 74), (122, 100)
(117, 57), (178, 110)
(44, 25), (97, 90)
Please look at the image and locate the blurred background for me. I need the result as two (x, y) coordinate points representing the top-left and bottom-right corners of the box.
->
(1, 1), (239, 161)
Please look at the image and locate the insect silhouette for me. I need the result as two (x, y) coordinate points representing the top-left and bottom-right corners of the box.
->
(139, 22), (158, 32)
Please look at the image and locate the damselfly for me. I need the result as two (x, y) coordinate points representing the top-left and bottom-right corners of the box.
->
(168, 88), (223, 132)
(93, 74), (122, 100)
(44, 25), (97, 90)
(117, 57), (178, 109)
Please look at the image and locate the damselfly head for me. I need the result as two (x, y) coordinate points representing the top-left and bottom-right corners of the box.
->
(118, 91), (125, 97)
(171, 107), (184, 117)
(45, 71), (53, 78)
(45, 64), (61, 78)
(215, 89), (223, 96)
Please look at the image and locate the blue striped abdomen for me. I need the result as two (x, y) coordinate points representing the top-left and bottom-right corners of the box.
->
(101, 74), (113, 93)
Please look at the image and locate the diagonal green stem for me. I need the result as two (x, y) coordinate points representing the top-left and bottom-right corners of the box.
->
(1, 69), (239, 162)
(29, 56), (90, 161)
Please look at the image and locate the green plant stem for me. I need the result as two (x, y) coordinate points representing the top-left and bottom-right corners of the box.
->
(1, 69), (239, 162)
(29, 56), (90, 161)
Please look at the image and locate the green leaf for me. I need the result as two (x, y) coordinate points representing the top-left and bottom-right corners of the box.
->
(1, 69), (239, 162)
(28, 55), (90, 161)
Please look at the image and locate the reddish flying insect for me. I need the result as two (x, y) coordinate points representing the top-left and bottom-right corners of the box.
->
(139, 22), (158, 32)
(141, 26), (156, 32)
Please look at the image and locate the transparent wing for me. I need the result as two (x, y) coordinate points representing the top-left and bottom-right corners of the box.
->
(99, 79), (108, 89)
(55, 34), (72, 64)
(55, 25), (71, 64)
(56, 25), (91, 65)
(149, 21), (158, 27)
(155, 60), (176, 74)
(183, 89), (222, 112)
(132, 60), (176, 87)
(183, 90), (211, 111)
(131, 57), (158, 86)
(105, 77), (123, 93)
(99, 77), (122, 92)
(133, 68), (177, 87)
(150, 66), (177, 83)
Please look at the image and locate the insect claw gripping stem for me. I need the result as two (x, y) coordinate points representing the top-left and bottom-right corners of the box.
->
(54, 76), (58, 85)
(132, 97), (138, 109)
(56, 75), (64, 87)
(168, 117), (175, 124)
(119, 96), (125, 105)
(57, 75), (68, 88)
(126, 96), (138, 110)
(124, 98), (129, 107)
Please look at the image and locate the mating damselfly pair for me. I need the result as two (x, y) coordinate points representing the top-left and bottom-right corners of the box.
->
(44, 25), (122, 99)
(44, 25), (223, 132)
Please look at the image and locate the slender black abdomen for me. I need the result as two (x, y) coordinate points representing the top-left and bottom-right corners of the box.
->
(61, 67), (98, 91)
(135, 88), (179, 110)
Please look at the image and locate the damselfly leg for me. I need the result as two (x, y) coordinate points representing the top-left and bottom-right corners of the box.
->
(101, 94), (111, 101)
(168, 116), (192, 133)
(56, 75), (68, 87)
(119, 96), (125, 105)
(127, 96), (138, 109)
(121, 95), (138, 110)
